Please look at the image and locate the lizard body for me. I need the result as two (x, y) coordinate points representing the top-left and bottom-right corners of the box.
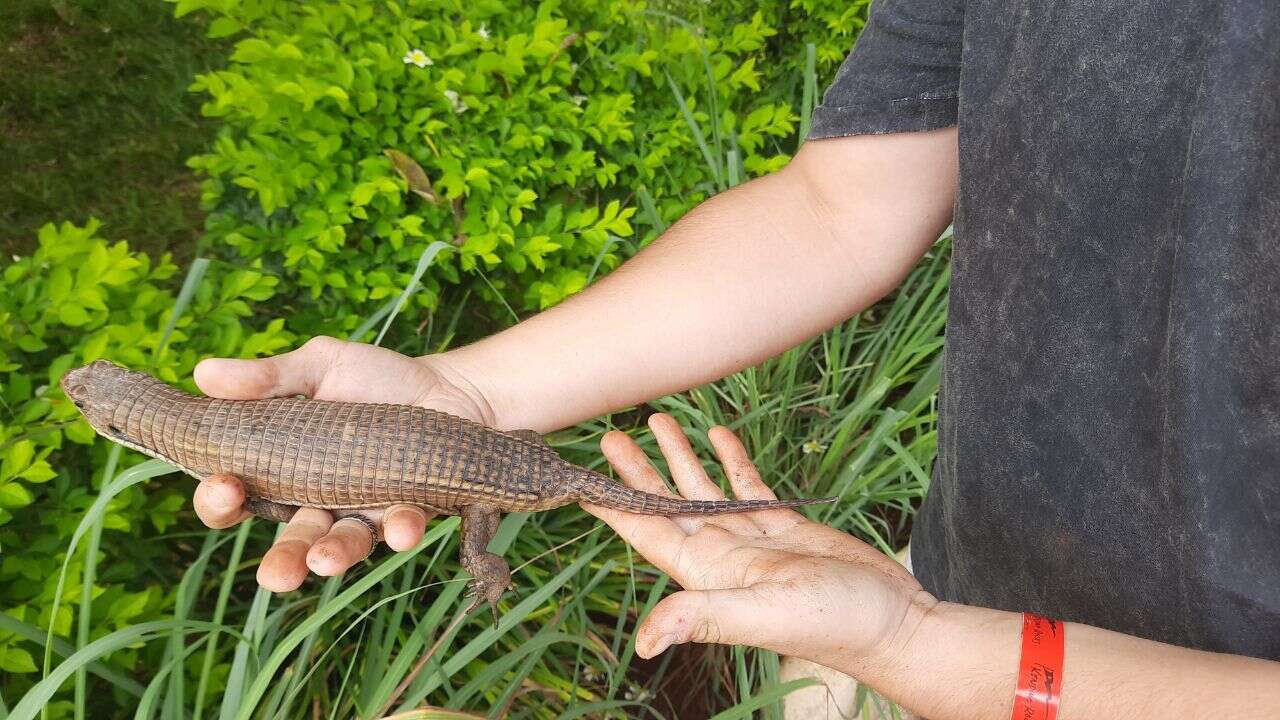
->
(61, 361), (833, 608)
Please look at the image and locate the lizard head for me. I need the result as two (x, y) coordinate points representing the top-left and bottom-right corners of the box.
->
(61, 360), (139, 440)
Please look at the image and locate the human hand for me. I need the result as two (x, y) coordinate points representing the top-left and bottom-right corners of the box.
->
(582, 414), (937, 677)
(191, 336), (495, 592)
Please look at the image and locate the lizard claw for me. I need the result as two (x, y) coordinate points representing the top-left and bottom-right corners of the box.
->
(464, 579), (503, 623)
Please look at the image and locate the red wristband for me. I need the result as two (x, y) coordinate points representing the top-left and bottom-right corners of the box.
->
(1009, 613), (1065, 720)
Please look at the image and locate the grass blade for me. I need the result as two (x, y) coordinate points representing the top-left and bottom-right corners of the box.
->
(155, 256), (211, 361)
(42, 460), (178, 687)
(664, 71), (722, 188)
(72, 443), (121, 720)
(375, 240), (452, 346)
(219, 533), (279, 720)
(161, 531), (224, 719)
(193, 519), (253, 720)
(233, 518), (461, 720)
(585, 235), (622, 286)
(399, 542), (609, 707)
(136, 635), (211, 720)
(348, 295), (402, 343)
(14, 621), (245, 720)
(706, 678), (819, 720)
(799, 43), (817, 142)
(0, 614), (145, 698)
(635, 185), (667, 236)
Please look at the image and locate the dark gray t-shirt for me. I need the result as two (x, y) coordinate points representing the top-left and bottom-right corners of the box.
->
(811, 0), (1280, 659)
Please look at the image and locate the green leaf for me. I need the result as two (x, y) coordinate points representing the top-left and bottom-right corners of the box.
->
(4, 440), (34, 479)
(0, 646), (38, 673)
(207, 17), (242, 39)
(19, 461), (56, 484)
(57, 302), (90, 327)
(230, 38), (274, 63)
(0, 481), (34, 508)
(17, 334), (46, 353)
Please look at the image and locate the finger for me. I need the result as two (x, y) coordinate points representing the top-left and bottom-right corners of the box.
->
(307, 517), (376, 576)
(195, 335), (343, 400)
(582, 499), (692, 578)
(588, 430), (692, 560)
(256, 507), (332, 592)
(193, 474), (251, 529)
(600, 430), (679, 497)
(707, 426), (803, 534)
(635, 587), (773, 659)
(599, 429), (707, 533)
(649, 414), (723, 501)
(707, 426), (777, 500)
(382, 504), (432, 551)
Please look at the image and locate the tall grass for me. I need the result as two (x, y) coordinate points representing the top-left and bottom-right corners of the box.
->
(13, 37), (950, 720)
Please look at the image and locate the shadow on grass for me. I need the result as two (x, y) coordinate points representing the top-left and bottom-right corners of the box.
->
(0, 0), (222, 260)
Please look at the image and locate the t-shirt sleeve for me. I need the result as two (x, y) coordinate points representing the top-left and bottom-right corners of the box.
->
(809, 0), (964, 139)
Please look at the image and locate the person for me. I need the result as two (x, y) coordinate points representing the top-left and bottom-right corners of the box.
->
(188, 0), (1280, 716)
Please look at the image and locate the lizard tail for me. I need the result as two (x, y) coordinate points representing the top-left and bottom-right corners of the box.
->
(569, 470), (834, 515)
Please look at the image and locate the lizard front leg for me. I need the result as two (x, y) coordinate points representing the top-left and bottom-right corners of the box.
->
(459, 504), (511, 619)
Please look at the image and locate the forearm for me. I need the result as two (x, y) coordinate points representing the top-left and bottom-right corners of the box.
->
(440, 128), (958, 431)
(858, 601), (1280, 720)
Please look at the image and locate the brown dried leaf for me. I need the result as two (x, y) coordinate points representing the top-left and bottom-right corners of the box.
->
(384, 148), (437, 203)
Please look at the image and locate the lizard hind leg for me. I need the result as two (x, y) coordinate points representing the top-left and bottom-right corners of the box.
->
(459, 504), (511, 621)
(244, 497), (301, 524)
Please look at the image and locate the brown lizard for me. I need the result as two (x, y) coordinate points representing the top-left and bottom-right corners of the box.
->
(61, 360), (834, 611)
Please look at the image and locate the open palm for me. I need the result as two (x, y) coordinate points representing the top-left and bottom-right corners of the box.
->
(582, 414), (934, 672)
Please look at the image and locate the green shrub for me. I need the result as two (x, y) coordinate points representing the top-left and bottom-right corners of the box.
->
(0, 220), (290, 704)
(176, 0), (867, 337)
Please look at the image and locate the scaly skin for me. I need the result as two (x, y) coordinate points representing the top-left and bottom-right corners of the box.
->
(61, 361), (833, 610)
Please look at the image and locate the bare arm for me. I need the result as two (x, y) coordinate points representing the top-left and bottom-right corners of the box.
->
(442, 127), (959, 431)
(880, 603), (1280, 720)
(190, 127), (958, 586)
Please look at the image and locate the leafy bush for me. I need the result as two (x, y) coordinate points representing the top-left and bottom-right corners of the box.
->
(176, 0), (867, 335)
(0, 220), (289, 704)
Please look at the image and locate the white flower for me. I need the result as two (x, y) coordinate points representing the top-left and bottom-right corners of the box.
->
(402, 49), (432, 68)
(443, 89), (469, 114)
(570, 94), (587, 106)
(802, 440), (828, 455)
(477, 24), (490, 39)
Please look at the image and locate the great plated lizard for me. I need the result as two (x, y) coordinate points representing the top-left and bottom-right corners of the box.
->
(61, 360), (833, 610)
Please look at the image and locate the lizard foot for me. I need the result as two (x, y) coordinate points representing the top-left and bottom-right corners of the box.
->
(462, 552), (513, 622)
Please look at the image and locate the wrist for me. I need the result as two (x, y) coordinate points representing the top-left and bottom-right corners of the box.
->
(872, 600), (1023, 720)
(417, 350), (504, 428)
(855, 588), (941, 680)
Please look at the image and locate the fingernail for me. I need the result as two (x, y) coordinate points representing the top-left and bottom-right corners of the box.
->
(644, 634), (678, 658)
(388, 506), (418, 524)
(307, 544), (341, 575)
(211, 481), (236, 507)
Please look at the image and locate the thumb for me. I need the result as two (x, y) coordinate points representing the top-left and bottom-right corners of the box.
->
(636, 588), (765, 659)
(195, 336), (340, 400)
